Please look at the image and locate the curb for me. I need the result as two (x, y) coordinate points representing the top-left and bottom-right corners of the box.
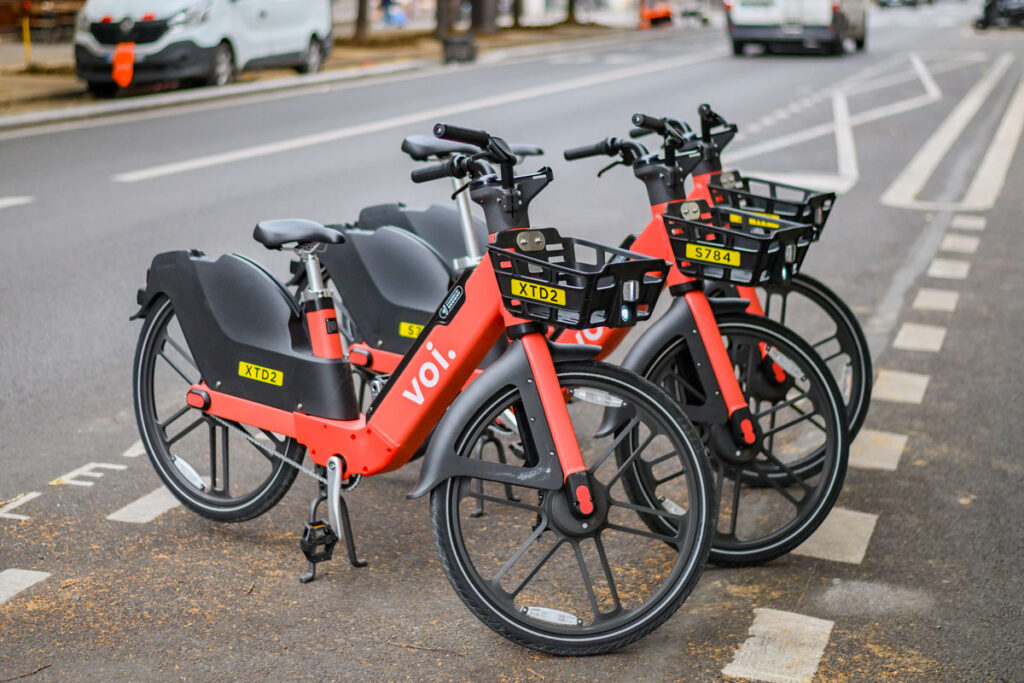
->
(0, 23), (719, 132)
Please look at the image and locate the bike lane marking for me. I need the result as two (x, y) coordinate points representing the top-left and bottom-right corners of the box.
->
(0, 569), (50, 605)
(122, 440), (146, 458)
(49, 462), (127, 487)
(107, 487), (180, 524)
(792, 507), (879, 565)
(0, 492), (42, 521)
(951, 214), (986, 230)
(111, 50), (726, 183)
(722, 608), (834, 683)
(892, 323), (947, 353)
(0, 196), (33, 211)
(927, 258), (970, 280)
(850, 430), (907, 471)
(912, 288), (960, 312)
(872, 370), (930, 404)
(939, 233), (980, 254)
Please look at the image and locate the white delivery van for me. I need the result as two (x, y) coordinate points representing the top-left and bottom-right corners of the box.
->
(726, 0), (867, 55)
(75, 0), (333, 96)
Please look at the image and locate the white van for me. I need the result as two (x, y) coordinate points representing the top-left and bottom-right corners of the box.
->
(726, 0), (867, 55)
(75, 0), (333, 96)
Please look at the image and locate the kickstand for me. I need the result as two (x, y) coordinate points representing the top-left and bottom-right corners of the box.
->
(327, 456), (367, 568)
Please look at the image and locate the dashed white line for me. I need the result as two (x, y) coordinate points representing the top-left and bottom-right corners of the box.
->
(913, 288), (960, 312)
(939, 233), (980, 254)
(793, 507), (879, 565)
(927, 258), (971, 280)
(0, 569), (50, 605)
(874, 369), (930, 404)
(722, 608), (834, 683)
(0, 491), (42, 521)
(107, 487), (180, 524)
(0, 196), (33, 211)
(951, 214), (986, 231)
(122, 440), (146, 458)
(850, 429), (908, 471)
(893, 322), (947, 352)
(49, 462), (128, 487)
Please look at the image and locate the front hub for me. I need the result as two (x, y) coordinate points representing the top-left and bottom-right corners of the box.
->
(543, 481), (609, 537)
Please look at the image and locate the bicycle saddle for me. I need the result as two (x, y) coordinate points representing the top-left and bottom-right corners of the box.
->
(254, 219), (345, 249)
(401, 134), (544, 162)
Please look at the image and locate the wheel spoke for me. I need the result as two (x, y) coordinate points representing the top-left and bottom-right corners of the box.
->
(220, 424), (230, 495)
(158, 349), (198, 385)
(604, 519), (681, 546)
(590, 416), (642, 474)
(760, 409), (826, 438)
(811, 334), (839, 351)
(752, 391), (813, 420)
(460, 489), (541, 515)
(593, 534), (622, 614)
(159, 404), (192, 430)
(757, 449), (815, 493)
(727, 468), (742, 537)
(165, 416), (205, 446)
(209, 421), (218, 491)
(746, 463), (806, 505)
(570, 540), (604, 621)
(607, 430), (658, 488)
(653, 460), (685, 486)
(506, 534), (565, 600)
(164, 334), (198, 372)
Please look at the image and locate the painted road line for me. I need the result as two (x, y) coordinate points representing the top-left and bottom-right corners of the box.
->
(792, 507), (879, 565)
(893, 322), (947, 352)
(0, 569), (50, 605)
(951, 214), (986, 230)
(913, 288), (960, 312)
(0, 196), (33, 210)
(927, 258), (970, 280)
(0, 491), (42, 521)
(850, 429), (908, 471)
(961, 76), (1024, 210)
(874, 369), (930, 404)
(113, 50), (725, 183)
(107, 487), (180, 524)
(940, 233), (980, 254)
(122, 440), (146, 458)
(49, 462), (128, 486)
(881, 53), (1014, 211)
(722, 608), (834, 683)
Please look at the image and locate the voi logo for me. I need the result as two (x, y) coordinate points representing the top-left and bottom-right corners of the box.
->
(401, 342), (457, 405)
(573, 327), (605, 345)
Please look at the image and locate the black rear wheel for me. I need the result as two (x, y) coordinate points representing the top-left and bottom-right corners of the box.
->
(431, 362), (713, 655)
(132, 296), (304, 522)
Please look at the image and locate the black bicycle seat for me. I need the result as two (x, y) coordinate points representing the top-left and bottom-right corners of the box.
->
(401, 134), (544, 162)
(253, 219), (345, 249)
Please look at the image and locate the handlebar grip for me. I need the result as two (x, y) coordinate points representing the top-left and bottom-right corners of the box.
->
(629, 127), (655, 139)
(411, 160), (453, 183)
(697, 103), (726, 126)
(563, 139), (613, 161)
(433, 123), (490, 149)
(631, 113), (666, 132)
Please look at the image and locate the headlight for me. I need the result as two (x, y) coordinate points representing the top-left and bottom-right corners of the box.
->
(76, 11), (90, 32)
(169, 0), (213, 27)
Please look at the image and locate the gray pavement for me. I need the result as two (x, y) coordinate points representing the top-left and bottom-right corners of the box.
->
(2, 2), (1023, 679)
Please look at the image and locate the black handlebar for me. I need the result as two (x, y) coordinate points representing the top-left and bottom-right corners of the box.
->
(433, 123), (491, 148)
(410, 158), (457, 183)
(631, 113), (666, 133)
(629, 127), (655, 139)
(563, 139), (614, 160)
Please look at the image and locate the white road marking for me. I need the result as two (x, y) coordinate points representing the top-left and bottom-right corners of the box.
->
(961, 76), (1024, 210)
(0, 196), (33, 210)
(107, 487), (180, 524)
(122, 440), (146, 458)
(850, 429), (907, 471)
(913, 288), (960, 312)
(951, 214), (986, 230)
(0, 491), (42, 521)
(940, 233), (980, 254)
(927, 258), (970, 280)
(873, 369), (930, 404)
(0, 569), (50, 605)
(49, 462), (128, 487)
(722, 608), (834, 683)
(792, 507), (879, 565)
(112, 50), (725, 183)
(881, 53), (1014, 211)
(893, 322), (947, 352)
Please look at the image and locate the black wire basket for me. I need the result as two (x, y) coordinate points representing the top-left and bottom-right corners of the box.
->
(708, 171), (835, 240)
(488, 228), (668, 329)
(663, 200), (815, 285)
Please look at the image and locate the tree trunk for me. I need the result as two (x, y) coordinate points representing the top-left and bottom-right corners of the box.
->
(472, 0), (500, 34)
(354, 0), (371, 42)
(565, 0), (579, 24)
(512, 0), (522, 28)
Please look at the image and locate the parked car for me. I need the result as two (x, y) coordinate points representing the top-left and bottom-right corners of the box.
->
(74, 0), (332, 96)
(725, 0), (867, 55)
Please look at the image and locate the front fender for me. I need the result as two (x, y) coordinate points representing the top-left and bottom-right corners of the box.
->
(406, 340), (600, 499)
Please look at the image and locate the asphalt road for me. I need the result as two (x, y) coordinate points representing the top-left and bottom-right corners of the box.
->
(2, 3), (1022, 680)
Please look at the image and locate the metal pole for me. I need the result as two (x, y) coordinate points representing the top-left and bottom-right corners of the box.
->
(22, 16), (32, 67)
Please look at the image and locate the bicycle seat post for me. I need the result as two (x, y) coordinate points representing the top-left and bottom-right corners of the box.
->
(294, 242), (349, 357)
(451, 174), (482, 270)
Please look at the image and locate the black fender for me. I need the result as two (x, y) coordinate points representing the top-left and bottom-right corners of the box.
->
(407, 340), (600, 499)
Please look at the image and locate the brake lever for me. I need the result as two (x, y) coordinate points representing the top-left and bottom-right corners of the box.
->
(450, 182), (471, 201)
(597, 160), (623, 178)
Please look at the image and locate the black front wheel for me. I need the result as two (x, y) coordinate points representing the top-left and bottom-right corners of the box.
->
(431, 362), (714, 655)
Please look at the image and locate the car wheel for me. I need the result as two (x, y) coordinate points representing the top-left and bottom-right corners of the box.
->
(207, 42), (235, 87)
(296, 37), (323, 74)
(86, 81), (118, 98)
(732, 39), (745, 55)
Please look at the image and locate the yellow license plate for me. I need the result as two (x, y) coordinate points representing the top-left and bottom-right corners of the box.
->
(685, 243), (742, 267)
(510, 279), (566, 306)
(399, 322), (425, 339)
(730, 212), (780, 229)
(238, 361), (283, 387)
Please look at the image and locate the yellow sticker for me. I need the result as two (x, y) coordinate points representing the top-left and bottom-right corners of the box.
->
(510, 279), (566, 306)
(685, 243), (742, 267)
(730, 213), (779, 229)
(399, 322), (425, 339)
(238, 361), (283, 387)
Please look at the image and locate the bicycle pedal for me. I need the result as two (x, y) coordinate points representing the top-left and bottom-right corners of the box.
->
(300, 520), (338, 564)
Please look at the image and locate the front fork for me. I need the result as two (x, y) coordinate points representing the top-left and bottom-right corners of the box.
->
(519, 332), (595, 518)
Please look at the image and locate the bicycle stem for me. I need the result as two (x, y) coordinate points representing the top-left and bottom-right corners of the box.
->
(450, 174), (482, 269)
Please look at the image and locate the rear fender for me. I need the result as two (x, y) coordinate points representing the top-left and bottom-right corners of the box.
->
(407, 340), (600, 498)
